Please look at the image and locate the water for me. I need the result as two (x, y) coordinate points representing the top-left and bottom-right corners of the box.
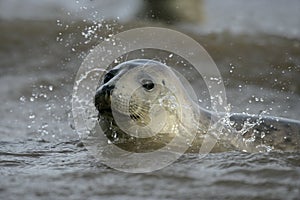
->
(1, 1), (300, 199)
(1, 139), (300, 199)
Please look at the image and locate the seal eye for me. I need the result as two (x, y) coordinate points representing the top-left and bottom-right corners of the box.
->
(141, 79), (155, 91)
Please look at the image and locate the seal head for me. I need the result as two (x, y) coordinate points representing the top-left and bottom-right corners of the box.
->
(95, 59), (200, 152)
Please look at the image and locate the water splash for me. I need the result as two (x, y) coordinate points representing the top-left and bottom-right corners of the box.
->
(209, 110), (275, 152)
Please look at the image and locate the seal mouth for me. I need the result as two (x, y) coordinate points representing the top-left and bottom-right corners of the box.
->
(98, 107), (112, 116)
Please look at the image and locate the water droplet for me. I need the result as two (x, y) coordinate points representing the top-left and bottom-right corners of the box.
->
(260, 98), (264, 102)
(29, 114), (35, 119)
(20, 96), (26, 102)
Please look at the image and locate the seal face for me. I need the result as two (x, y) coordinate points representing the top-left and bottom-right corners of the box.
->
(95, 59), (199, 152)
(95, 59), (300, 153)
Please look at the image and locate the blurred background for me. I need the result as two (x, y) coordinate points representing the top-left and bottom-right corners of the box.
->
(1, 0), (300, 37)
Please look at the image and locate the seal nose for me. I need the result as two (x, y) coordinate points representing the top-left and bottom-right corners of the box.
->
(94, 84), (115, 113)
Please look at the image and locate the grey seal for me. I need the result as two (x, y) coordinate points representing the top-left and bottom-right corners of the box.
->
(94, 59), (300, 153)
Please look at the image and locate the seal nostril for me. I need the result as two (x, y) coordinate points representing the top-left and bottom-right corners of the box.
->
(103, 73), (114, 84)
(103, 69), (118, 84)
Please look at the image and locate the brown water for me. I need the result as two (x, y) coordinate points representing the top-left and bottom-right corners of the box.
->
(1, 1), (300, 199)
